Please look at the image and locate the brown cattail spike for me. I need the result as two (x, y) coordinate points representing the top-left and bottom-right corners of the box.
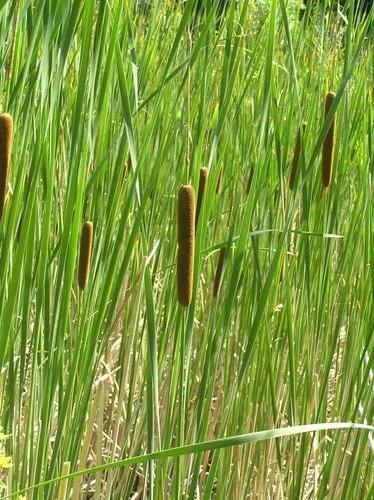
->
(289, 122), (306, 190)
(0, 113), (13, 219)
(78, 221), (94, 290)
(213, 247), (226, 298)
(195, 167), (208, 228)
(177, 185), (195, 306)
(322, 92), (336, 188)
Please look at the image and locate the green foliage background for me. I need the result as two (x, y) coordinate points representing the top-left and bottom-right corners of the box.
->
(0, 0), (372, 498)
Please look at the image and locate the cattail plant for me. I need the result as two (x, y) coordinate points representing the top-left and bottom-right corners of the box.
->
(289, 122), (307, 190)
(322, 92), (336, 188)
(177, 185), (195, 307)
(213, 247), (225, 298)
(78, 221), (94, 291)
(195, 166), (208, 227)
(0, 113), (13, 219)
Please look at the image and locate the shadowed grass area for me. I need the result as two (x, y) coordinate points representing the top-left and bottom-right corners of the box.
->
(0, 0), (372, 498)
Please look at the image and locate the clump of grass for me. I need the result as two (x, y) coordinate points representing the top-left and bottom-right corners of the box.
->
(0, 113), (13, 219)
(289, 122), (306, 190)
(322, 92), (336, 188)
(213, 247), (226, 298)
(78, 221), (94, 291)
(195, 166), (209, 227)
(177, 185), (195, 307)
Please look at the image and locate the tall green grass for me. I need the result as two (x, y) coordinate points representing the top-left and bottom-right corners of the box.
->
(0, 0), (372, 498)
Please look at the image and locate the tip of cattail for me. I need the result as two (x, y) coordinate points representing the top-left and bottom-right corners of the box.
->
(78, 221), (94, 291)
(289, 122), (306, 190)
(177, 185), (195, 307)
(195, 167), (209, 227)
(322, 92), (336, 189)
(0, 113), (14, 219)
(0, 113), (13, 128)
(213, 247), (226, 298)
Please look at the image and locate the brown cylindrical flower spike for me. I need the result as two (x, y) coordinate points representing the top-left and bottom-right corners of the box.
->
(0, 113), (13, 219)
(177, 185), (195, 306)
(322, 92), (336, 188)
(78, 221), (94, 291)
(213, 247), (226, 298)
(289, 122), (306, 190)
(195, 166), (208, 228)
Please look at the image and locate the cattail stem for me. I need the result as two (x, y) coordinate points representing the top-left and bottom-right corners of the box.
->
(322, 92), (336, 188)
(78, 221), (94, 290)
(177, 185), (195, 307)
(289, 122), (306, 190)
(0, 113), (13, 219)
(213, 247), (226, 298)
(195, 167), (208, 228)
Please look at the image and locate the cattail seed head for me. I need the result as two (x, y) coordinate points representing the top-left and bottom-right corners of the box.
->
(177, 247), (194, 307)
(177, 185), (195, 306)
(213, 247), (226, 298)
(289, 122), (306, 190)
(0, 113), (13, 219)
(322, 92), (336, 188)
(195, 166), (209, 227)
(78, 221), (94, 291)
(178, 185), (195, 247)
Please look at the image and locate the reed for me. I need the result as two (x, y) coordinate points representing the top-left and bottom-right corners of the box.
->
(195, 166), (209, 227)
(289, 122), (306, 190)
(78, 221), (94, 291)
(322, 92), (336, 188)
(213, 247), (226, 298)
(0, 113), (13, 219)
(177, 185), (195, 306)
